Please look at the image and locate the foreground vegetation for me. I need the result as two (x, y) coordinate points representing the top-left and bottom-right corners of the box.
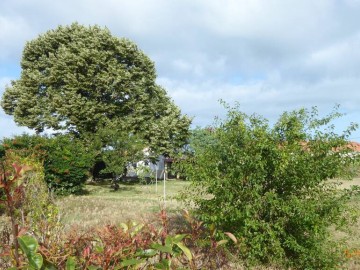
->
(0, 163), (234, 269)
(2, 176), (359, 269)
(56, 180), (360, 269)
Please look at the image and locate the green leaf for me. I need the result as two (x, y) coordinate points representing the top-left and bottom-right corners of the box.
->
(120, 258), (144, 267)
(130, 223), (144, 237)
(165, 236), (173, 246)
(65, 256), (76, 270)
(173, 234), (187, 244)
(154, 259), (171, 270)
(18, 235), (43, 269)
(119, 222), (128, 232)
(94, 245), (104, 253)
(176, 242), (192, 261)
(43, 262), (58, 270)
(151, 243), (173, 253)
(18, 235), (39, 256)
(28, 253), (43, 270)
(135, 248), (158, 257)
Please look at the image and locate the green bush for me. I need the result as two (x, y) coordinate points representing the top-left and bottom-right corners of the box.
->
(181, 105), (359, 269)
(44, 135), (94, 195)
(1, 133), (46, 158)
(1, 134), (95, 195)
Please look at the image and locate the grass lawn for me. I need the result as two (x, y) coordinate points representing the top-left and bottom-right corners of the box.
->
(56, 178), (360, 229)
(56, 179), (190, 230)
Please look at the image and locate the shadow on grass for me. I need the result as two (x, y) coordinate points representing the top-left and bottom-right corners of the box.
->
(109, 186), (141, 193)
(80, 180), (141, 195)
(86, 179), (113, 186)
(75, 189), (91, 196)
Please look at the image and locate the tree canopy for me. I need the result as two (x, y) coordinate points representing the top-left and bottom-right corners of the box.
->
(1, 23), (190, 156)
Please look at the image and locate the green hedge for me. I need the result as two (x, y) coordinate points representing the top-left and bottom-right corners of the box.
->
(1, 134), (94, 195)
(44, 135), (94, 195)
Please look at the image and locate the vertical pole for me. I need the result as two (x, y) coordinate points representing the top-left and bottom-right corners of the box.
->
(155, 165), (158, 193)
(163, 164), (166, 206)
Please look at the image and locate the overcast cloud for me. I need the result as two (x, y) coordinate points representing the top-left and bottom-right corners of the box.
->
(1, 0), (360, 139)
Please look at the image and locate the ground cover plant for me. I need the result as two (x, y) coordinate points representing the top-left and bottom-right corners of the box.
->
(180, 104), (360, 269)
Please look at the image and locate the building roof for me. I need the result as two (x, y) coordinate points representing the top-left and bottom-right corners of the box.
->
(347, 141), (360, 152)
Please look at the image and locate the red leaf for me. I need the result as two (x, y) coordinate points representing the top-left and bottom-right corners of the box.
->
(12, 163), (22, 176)
(82, 246), (91, 258)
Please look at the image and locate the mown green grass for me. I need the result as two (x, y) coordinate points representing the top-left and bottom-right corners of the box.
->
(56, 179), (190, 229)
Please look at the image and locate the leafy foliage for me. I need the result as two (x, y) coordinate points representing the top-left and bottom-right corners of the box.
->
(18, 235), (44, 269)
(94, 120), (145, 178)
(0, 149), (59, 268)
(1, 208), (234, 269)
(186, 127), (217, 156)
(44, 135), (94, 195)
(1, 134), (95, 195)
(0, 159), (28, 267)
(1, 23), (153, 134)
(181, 104), (359, 269)
(1, 23), (191, 157)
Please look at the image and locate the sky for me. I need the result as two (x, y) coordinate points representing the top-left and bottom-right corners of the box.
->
(1, 0), (360, 140)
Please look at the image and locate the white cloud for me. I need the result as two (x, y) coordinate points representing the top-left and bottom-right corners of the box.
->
(0, 16), (34, 61)
(305, 32), (360, 78)
(159, 75), (360, 131)
(0, 0), (360, 139)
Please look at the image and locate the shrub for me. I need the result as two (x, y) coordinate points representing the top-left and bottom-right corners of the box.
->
(1, 209), (235, 269)
(44, 135), (95, 195)
(0, 149), (59, 268)
(1, 134), (95, 195)
(181, 105), (359, 269)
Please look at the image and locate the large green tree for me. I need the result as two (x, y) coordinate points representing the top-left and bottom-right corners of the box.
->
(1, 23), (190, 156)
